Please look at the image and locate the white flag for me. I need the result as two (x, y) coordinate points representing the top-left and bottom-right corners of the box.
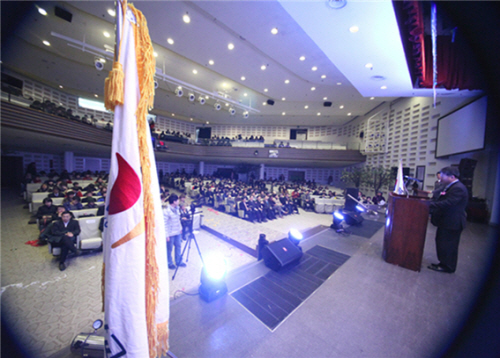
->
(103, 2), (169, 357)
(393, 158), (407, 195)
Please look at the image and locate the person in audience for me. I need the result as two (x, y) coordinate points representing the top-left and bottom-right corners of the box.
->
(50, 211), (81, 271)
(164, 194), (184, 270)
(84, 197), (98, 209)
(286, 142), (291, 148)
(36, 198), (58, 230)
(97, 192), (107, 202)
(81, 191), (95, 203)
(64, 195), (83, 211)
(372, 192), (386, 206)
(279, 141), (285, 148)
(37, 183), (50, 192)
(239, 197), (254, 222)
(49, 187), (63, 198)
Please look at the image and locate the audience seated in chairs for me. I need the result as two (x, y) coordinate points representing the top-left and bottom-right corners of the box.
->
(49, 211), (81, 271)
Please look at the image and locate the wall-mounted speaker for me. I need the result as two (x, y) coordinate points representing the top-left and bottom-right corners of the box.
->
(323, 101), (332, 107)
(267, 99), (275, 106)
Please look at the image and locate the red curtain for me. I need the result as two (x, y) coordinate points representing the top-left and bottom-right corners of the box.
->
(398, 1), (484, 90)
(419, 35), (484, 90)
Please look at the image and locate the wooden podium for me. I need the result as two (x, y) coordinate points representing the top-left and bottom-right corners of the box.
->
(383, 193), (430, 271)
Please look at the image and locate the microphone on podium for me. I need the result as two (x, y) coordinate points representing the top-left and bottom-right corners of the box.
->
(404, 175), (422, 182)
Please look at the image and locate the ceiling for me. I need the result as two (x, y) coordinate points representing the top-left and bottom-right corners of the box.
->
(1, 0), (478, 130)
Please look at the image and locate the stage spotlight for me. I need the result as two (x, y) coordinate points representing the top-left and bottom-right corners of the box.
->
(188, 92), (195, 102)
(198, 96), (206, 105)
(331, 211), (345, 231)
(175, 86), (183, 97)
(288, 228), (303, 246)
(199, 254), (228, 302)
(229, 107), (236, 115)
(355, 204), (365, 212)
(214, 102), (221, 111)
(243, 111), (249, 118)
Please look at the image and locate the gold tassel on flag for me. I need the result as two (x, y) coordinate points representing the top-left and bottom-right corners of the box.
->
(104, 62), (125, 110)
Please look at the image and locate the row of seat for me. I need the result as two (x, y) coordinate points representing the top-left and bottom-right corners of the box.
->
(25, 179), (98, 201)
(30, 196), (103, 213)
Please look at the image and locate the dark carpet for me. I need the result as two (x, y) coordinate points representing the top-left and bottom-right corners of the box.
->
(347, 219), (385, 239)
(231, 245), (350, 330)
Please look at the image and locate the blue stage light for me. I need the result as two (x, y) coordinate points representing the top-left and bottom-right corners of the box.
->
(356, 205), (365, 212)
(199, 254), (228, 302)
(288, 228), (303, 241)
(334, 211), (344, 220)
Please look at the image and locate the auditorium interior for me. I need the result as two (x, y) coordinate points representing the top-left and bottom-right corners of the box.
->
(1, 1), (500, 358)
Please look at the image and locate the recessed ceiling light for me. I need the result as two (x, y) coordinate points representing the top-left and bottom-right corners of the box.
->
(311, 87), (316, 91)
(370, 97), (375, 100)
(311, 66), (318, 71)
(323, 97), (327, 100)
(244, 93), (248, 97)
(282, 97), (286, 101)
(43, 40), (50, 46)
(337, 82), (342, 85)
(192, 69), (198, 74)
(205, 95), (209, 99)
(271, 27), (278, 35)
(103, 31), (110, 38)
(190, 118), (193, 121)
(264, 88), (268, 92)
(172, 113), (175, 116)
(228, 43), (235, 50)
(282, 112), (286, 116)
(365, 63), (373, 69)
(304, 105), (309, 109)
(208, 60), (214, 65)
(321, 75), (326, 79)
(284, 79), (290, 84)
(222, 83), (228, 87)
(261, 65), (266, 70)
(381, 85), (387, 90)
(107, 9), (116, 17)
(38, 7), (47, 16)
(167, 38), (174, 45)
(299, 56), (306, 61)
(317, 112), (321, 116)
(98, 58), (106, 63)
(241, 76), (246, 81)
(59, 85), (63, 89)
(348, 112), (352, 116)
(349, 26), (359, 33)
(94, 94), (98, 98)
(225, 103), (229, 106)
(183, 13), (190, 24)
(153, 52), (158, 57)
(340, 105), (344, 109)
(263, 102), (267, 106)
(206, 121), (209, 124)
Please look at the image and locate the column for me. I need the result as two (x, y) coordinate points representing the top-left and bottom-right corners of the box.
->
(199, 161), (205, 176)
(64, 151), (74, 173)
(260, 163), (265, 180)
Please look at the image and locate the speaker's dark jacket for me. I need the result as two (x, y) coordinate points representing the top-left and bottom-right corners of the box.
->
(50, 219), (81, 243)
(430, 180), (468, 230)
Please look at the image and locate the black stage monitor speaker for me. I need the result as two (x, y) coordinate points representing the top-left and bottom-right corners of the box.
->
(344, 212), (364, 226)
(345, 188), (358, 212)
(261, 238), (303, 271)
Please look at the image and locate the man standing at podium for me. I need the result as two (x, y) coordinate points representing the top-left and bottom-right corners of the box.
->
(428, 167), (468, 273)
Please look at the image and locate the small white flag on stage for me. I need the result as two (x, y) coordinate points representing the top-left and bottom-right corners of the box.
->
(393, 158), (407, 195)
(102, 2), (169, 357)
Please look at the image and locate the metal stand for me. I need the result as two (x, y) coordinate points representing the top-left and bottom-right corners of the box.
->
(172, 218), (204, 281)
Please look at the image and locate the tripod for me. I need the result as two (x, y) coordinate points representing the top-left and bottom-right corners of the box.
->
(172, 212), (204, 280)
